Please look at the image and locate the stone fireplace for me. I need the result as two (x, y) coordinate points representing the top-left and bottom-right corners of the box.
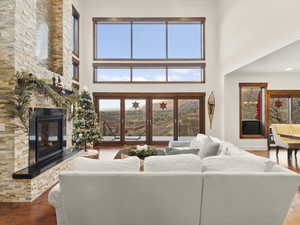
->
(0, 0), (80, 202)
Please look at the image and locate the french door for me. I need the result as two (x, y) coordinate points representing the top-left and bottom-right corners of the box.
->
(94, 93), (205, 146)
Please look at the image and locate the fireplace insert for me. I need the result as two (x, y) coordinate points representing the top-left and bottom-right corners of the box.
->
(29, 108), (66, 167)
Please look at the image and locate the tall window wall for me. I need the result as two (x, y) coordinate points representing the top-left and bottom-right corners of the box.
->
(93, 18), (206, 83)
(72, 6), (80, 84)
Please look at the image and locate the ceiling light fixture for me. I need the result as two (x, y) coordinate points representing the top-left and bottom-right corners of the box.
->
(285, 67), (294, 71)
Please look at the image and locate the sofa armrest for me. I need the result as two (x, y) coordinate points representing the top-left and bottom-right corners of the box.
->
(48, 183), (62, 208)
(168, 140), (191, 148)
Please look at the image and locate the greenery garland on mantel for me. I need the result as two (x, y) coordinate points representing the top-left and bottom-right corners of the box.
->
(11, 71), (78, 131)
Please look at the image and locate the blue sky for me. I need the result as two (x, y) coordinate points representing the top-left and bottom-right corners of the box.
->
(96, 68), (202, 82)
(96, 23), (202, 59)
(99, 99), (147, 111)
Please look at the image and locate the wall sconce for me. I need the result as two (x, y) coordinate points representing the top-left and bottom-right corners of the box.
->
(208, 92), (215, 129)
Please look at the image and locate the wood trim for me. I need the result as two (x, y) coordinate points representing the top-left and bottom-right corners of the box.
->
(93, 17), (205, 61)
(239, 83), (268, 88)
(93, 92), (205, 98)
(200, 96), (206, 134)
(94, 81), (206, 84)
(93, 93), (206, 146)
(239, 83), (268, 139)
(267, 90), (300, 98)
(93, 17), (206, 23)
(93, 17), (96, 60)
(72, 5), (80, 57)
(93, 63), (206, 68)
(93, 58), (205, 62)
(202, 21), (206, 61)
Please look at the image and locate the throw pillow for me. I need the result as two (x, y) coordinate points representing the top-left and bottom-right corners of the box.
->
(144, 154), (202, 172)
(72, 156), (140, 172)
(190, 137), (201, 149)
(202, 155), (276, 172)
(196, 133), (208, 142)
(199, 141), (220, 159)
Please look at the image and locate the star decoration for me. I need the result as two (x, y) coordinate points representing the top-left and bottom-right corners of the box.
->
(160, 102), (167, 110)
(132, 101), (140, 110)
(275, 99), (283, 108)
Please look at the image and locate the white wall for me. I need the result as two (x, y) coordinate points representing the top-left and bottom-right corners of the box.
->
(79, 0), (224, 138)
(219, 0), (300, 75)
(224, 72), (300, 150)
(72, 0), (81, 10)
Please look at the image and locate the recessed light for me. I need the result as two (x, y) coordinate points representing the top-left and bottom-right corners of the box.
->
(285, 67), (294, 71)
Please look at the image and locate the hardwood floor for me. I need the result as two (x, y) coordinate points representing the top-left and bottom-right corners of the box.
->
(0, 149), (299, 225)
(0, 188), (56, 225)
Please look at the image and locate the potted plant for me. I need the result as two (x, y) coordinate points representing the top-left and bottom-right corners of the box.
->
(128, 145), (157, 160)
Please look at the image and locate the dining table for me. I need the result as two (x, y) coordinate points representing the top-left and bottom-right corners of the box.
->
(278, 133), (300, 141)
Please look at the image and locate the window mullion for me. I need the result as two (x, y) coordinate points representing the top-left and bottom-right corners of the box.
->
(166, 22), (168, 59)
(289, 97), (293, 124)
(131, 22), (133, 59)
(166, 66), (168, 82)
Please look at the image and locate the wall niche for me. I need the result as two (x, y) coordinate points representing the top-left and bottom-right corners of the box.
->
(36, 0), (63, 75)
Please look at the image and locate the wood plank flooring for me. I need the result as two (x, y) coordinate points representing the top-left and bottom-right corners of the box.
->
(0, 149), (299, 225)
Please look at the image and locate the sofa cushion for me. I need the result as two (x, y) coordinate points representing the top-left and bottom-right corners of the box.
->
(144, 154), (202, 172)
(72, 156), (140, 172)
(202, 155), (276, 172)
(169, 147), (195, 151)
(166, 148), (200, 155)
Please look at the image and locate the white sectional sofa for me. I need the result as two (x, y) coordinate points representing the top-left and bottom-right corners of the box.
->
(49, 136), (300, 225)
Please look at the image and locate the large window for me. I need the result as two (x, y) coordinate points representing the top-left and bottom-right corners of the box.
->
(95, 93), (205, 145)
(94, 63), (205, 83)
(94, 18), (205, 60)
(72, 6), (80, 56)
(268, 91), (300, 125)
(239, 83), (267, 138)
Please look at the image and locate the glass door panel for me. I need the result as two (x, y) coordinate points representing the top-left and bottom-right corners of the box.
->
(99, 99), (121, 142)
(178, 99), (200, 140)
(125, 99), (147, 142)
(152, 99), (174, 142)
(269, 98), (289, 124)
(292, 97), (300, 124)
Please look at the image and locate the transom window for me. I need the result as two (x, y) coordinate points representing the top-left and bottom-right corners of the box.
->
(94, 18), (205, 60)
(94, 63), (205, 83)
